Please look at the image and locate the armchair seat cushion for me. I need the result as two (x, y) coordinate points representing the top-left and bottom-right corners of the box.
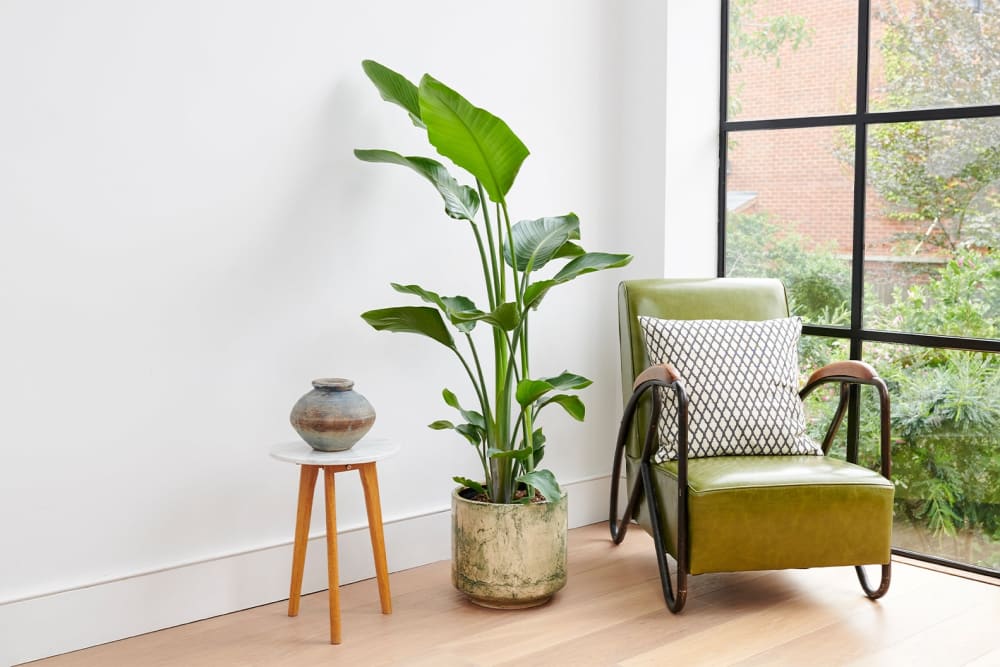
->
(644, 455), (894, 575)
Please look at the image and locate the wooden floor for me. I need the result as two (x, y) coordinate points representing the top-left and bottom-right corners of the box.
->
(32, 523), (1000, 667)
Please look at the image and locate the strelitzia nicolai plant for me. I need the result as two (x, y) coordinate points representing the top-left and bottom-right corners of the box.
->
(356, 60), (632, 504)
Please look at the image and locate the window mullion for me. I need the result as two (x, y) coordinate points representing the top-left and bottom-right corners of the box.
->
(717, 0), (731, 278)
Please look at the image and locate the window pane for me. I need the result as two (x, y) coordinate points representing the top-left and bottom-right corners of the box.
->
(725, 127), (855, 326)
(864, 117), (1000, 338)
(869, 0), (1000, 112)
(728, 0), (858, 121)
(862, 343), (1000, 572)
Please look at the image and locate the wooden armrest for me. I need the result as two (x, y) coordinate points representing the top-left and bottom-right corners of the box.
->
(633, 363), (682, 391)
(800, 360), (891, 478)
(805, 360), (878, 387)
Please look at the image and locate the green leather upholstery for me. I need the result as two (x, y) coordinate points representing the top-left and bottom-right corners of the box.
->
(640, 456), (893, 573)
(617, 278), (894, 577)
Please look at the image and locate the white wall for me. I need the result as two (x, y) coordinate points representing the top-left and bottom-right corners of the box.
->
(0, 1), (716, 662)
(665, 2), (722, 278)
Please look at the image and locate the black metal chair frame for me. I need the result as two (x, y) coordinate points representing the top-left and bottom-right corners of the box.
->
(610, 366), (893, 613)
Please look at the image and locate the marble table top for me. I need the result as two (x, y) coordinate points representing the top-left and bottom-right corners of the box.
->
(270, 437), (399, 466)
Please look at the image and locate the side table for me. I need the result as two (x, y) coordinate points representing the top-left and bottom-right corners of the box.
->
(270, 438), (399, 644)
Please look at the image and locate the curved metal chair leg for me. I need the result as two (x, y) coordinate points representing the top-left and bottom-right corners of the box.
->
(609, 379), (660, 545)
(609, 404), (642, 545)
(642, 464), (687, 612)
(856, 562), (891, 599)
(654, 547), (687, 613)
(610, 377), (691, 613)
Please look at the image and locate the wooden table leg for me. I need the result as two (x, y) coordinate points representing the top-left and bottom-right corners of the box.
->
(288, 465), (318, 618)
(359, 462), (392, 614)
(323, 467), (342, 645)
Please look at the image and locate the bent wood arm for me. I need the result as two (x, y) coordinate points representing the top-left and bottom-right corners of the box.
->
(804, 360), (878, 386)
(800, 360), (891, 479)
(633, 362), (683, 389)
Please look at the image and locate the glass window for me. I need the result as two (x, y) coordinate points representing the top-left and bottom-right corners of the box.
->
(864, 343), (1000, 570)
(721, 0), (1000, 575)
(725, 127), (855, 327)
(869, 0), (1000, 113)
(865, 117), (999, 338)
(728, 0), (858, 121)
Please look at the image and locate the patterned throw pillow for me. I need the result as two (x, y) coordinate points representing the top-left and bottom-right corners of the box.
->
(638, 316), (822, 462)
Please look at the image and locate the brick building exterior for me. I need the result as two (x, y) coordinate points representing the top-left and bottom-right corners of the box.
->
(725, 0), (948, 293)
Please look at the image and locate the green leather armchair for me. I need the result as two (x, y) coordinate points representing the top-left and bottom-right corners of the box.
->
(610, 278), (893, 612)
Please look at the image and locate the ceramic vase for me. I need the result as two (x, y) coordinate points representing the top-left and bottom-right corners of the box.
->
(289, 378), (375, 451)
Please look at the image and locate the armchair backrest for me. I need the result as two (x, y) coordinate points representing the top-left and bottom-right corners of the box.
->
(617, 278), (790, 458)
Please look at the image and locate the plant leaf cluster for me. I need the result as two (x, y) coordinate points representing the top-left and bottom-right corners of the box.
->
(356, 60), (632, 504)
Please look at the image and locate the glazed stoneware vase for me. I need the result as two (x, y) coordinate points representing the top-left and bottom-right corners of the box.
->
(289, 378), (375, 451)
(451, 488), (568, 608)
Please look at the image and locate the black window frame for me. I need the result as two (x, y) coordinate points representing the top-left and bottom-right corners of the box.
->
(718, 0), (1000, 578)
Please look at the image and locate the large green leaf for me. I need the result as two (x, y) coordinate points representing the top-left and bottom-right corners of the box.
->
(455, 423), (484, 445)
(451, 302), (521, 331)
(361, 60), (424, 128)
(541, 371), (592, 391)
(430, 420), (482, 446)
(538, 394), (585, 421)
(552, 252), (633, 282)
(517, 375), (589, 411)
(523, 279), (558, 309)
(391, 283), (478, 332)
(418, 75), (529, 204)
(516, 378), (554, 406)
(361, 306), (455, 349)
(516, 469), (564, 501)
(354, 150), (480, 221)
(442, 389), (486, 430)
(453, 476), (487, 497)
(503, 214), (580, 272)
(487, 447), (532, 461)
(523, 428), (546, 466)
(552, 241), (585, 260)
(392, 283), (476, 313)
(442, 387), (461, 410)
(523, 252), (633, 309)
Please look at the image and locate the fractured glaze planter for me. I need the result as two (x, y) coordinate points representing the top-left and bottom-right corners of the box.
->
(451, 488), (568, 609)
(289, 378), (375, 451)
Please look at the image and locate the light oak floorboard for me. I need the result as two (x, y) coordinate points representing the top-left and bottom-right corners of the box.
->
(28, 523), (1000, 667)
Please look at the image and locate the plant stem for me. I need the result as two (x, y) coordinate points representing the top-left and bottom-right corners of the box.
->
(465, 332), (492, 429)
(486, 197), (515, 501)
(477, 181), (502, 308)
(484, 191), (506, 497)
(451, 348), (486, 428)
(455, 332), (496, 497)
(469, 222), (495, 310)
(505, 202), (534, 474)
(501, 201), (521, 309)
(520, 315), (535, 472)
(496, 202), (505, 299)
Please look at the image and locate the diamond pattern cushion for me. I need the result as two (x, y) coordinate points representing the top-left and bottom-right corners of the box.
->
(638, 316), (822, 462)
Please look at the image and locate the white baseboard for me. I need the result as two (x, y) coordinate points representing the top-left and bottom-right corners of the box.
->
(0, 474), (615, 666)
